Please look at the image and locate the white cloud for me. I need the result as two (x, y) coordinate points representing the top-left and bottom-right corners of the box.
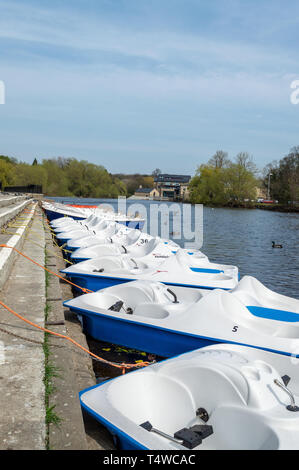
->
(0, 0), (296, 115)
(0, 0), (298, 172)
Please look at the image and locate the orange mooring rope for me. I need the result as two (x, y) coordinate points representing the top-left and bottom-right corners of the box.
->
(0, 299), (151, 373)
(0, 244), (92, 294)
(0, 209), (152, 372)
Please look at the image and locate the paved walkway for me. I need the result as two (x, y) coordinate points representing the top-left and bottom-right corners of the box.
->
(0, 207), (46, 449)
(0, 207), (115, 450)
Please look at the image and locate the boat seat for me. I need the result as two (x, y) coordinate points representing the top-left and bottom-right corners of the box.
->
(231, 276), (299, 313)
(110, 283), (169, 307)
(107, 372), (196, 435)
(133, 303), (169, 319)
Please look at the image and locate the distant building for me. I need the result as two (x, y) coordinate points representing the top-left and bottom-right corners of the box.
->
(255, 186), (267, 200)
(154, 174), (191, 200)
(134, 187), (159, 199)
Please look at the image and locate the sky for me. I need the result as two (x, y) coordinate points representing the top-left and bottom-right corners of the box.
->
(0, 0), (299, 176)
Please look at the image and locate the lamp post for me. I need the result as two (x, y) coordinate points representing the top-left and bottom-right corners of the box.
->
(267, 173), (273, 199)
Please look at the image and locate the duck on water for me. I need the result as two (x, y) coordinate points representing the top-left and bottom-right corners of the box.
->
(272, 241), (283, 248)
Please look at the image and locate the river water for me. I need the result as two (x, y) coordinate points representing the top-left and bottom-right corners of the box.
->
(51, 197), (299, 299)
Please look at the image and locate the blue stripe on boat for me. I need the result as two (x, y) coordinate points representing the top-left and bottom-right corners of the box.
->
(247, 306), (299, 323)
(190, 267), (224, 274)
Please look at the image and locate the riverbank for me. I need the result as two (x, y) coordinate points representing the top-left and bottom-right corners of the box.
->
(47, 195), (299, 213)
(191, 202), (299, 212)
(0, 201), (115, 450)
(255, 203), (299, 213)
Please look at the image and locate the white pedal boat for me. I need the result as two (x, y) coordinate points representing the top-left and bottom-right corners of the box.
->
(50, 213), (93, 229)
(54, 219), (110, 241)
(79, 343), (299, 450)
(70, 236), (178, 262)
(45, 202), (145, 229)
(53, 215), (106, 233)
(43, 202), (89, 221)
(64, 276), (299, 358)
(61, 249), (239, 292)
(70, 236), (197, 264)
(56, 221), (130, 245)
(66, 229), (155, 252)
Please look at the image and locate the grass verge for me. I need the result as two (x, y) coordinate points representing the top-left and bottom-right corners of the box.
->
(44, 246), (62, 449)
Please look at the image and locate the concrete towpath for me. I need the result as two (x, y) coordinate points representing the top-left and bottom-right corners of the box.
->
(0, 204), (115, 450)
(0, 206), (46, 449)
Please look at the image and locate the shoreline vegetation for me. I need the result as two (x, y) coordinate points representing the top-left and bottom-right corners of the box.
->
(50, 194), (299, 213)
(0, 147), (298, 214)
(188, 148), (299, 210)
(197, 202), (299, 213)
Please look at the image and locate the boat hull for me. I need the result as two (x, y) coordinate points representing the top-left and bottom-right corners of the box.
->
(45, 208), (85, 222)
(64, 271), (230, 293)
(69, 305), (217, 357)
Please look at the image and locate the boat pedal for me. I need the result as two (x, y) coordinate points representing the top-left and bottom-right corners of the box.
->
(140, 421), (213, 449)
(108, 301), (124, 312)
(174, 424), (213, 449)
(282, 375), (291, 387)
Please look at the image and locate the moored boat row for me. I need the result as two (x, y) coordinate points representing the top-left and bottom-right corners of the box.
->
(43, 201), (299, 450)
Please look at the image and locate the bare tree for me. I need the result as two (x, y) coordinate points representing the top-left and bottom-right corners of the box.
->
(152, 168), (162, 177)
(235, 152), (257, 174)
(208, 150), (230, 168)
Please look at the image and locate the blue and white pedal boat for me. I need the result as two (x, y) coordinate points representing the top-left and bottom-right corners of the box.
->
(61, 249), (238, 292)
(43, 201), (145, 229)
(79, 343), (299, 450)
(70, 236), (181, 263)
(63, 276), (299, 358)
(66, 229), (155, 253)
(42, 202), (89, 221)
(55, 221), (127, 245)
(50, 214), (95, 230)
(52, 216), (106, 234)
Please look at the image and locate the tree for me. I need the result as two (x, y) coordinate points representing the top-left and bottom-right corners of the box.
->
(262, 147), (299, 203)
(0, 159), (16, 188)
(0, 155), (128, 197)
(189, 164), (230, 205)
(118, 174), (154, 196)
(208, 150), (231, 169)
(14, 162), (48, 189)
(42, 159), (71, 196)
(235, 152), (258, 174)
(0, 155), (18, 165)
(152, 168), (162, 177)
(224, 162), (257, 203)
(189, 152), (258, 205)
